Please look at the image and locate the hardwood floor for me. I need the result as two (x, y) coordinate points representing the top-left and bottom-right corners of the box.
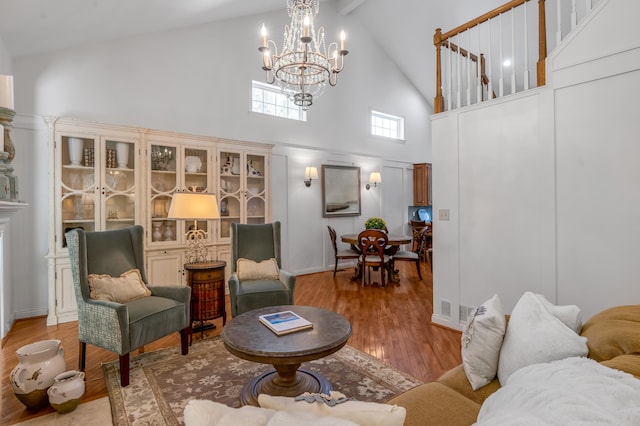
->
(1, 261), (461, 425)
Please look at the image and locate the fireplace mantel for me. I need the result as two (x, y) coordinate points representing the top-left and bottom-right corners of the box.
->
(0, 201), (27, 212)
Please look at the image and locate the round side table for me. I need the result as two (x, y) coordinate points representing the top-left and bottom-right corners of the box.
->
(184, 260), (226, 343)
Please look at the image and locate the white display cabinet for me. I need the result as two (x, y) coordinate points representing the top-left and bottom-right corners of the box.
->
(46, 117), (272, 325)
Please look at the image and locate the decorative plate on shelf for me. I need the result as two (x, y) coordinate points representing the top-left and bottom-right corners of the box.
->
(185, 156), (202, 173)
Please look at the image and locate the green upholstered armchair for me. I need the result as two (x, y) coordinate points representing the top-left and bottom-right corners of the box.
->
(229, 222), (296, 317)
(66, 226), (191, 387)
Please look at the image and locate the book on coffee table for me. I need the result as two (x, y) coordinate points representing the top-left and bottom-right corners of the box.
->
(258, 310), (313, 336)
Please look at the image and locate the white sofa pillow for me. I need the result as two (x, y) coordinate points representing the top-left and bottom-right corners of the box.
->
(497, 292), (588, 385)
(184, 399), (359, 426)
(258, 392), (406, 426)
(538, 296), (583, 334)
(461, 294), (506, 390)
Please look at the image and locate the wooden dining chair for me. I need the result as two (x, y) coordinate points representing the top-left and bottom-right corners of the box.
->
(327, 226), (360, 277)
(392, 227), (430, 280)
(357, 230), (391, 287)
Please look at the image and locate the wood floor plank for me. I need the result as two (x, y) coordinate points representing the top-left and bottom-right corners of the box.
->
(1, 261), (461, 424)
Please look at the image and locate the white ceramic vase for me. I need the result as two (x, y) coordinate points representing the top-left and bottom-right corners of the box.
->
(68, 138), (83, 166)
(10, 339), (67, 410)
(47, 370), (85, 414)
(115, 142), (129, 169)
(231, 157), (240, 175)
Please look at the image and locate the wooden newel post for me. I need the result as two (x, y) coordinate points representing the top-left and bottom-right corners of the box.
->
(537, 0), (547, 86)
(434, 28), (445, 113)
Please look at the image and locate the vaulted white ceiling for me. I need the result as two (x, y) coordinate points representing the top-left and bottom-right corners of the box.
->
(0, 0), (506, 106)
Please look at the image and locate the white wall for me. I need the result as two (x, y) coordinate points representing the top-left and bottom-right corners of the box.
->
(431, 0), (640, 327)
(7, 6), (431, 320)
(0, 35), (11, 74)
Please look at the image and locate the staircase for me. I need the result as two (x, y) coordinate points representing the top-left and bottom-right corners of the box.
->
(433, 0), (603, 113)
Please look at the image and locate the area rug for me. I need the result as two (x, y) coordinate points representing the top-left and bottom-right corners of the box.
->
(103, 336), (422, 425)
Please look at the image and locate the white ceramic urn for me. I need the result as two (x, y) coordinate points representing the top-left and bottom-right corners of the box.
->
(67, 137), (83, 166)
(10, 339), (66, 410)
(47, 370), (86, 413)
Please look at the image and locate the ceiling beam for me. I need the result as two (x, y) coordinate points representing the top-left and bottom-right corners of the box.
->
(337, 0), (367, 15)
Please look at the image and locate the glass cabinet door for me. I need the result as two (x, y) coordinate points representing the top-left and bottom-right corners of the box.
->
(218, 150), (242, 239)
(60, 136), (97, 247)
(246, 153), (266, 225)
(149, 144), (178, 244)
(103, 139), (136, 231)
(182, 147), (212, 239)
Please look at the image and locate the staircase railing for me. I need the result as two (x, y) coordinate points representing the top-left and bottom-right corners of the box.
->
(434, 0), (600, 113)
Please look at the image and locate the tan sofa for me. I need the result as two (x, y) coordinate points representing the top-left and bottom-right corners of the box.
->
(388, 305), (640, 426)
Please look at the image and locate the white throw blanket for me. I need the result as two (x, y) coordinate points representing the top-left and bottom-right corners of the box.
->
(475, 357), (640, 425)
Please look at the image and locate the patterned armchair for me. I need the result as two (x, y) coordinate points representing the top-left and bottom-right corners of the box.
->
(66, 226), (191, 387)
(228, 222), (296, 317)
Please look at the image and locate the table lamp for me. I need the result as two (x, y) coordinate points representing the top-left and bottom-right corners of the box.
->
(167, 192), (220, 263)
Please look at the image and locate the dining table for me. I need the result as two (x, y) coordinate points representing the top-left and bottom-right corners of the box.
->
(340, 232), (412, 283)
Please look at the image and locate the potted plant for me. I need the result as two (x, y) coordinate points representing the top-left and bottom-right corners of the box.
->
(364, 217), (386, 230)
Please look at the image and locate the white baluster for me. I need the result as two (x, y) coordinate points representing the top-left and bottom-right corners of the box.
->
(556, 0), (562, 45)
(446, 43), (452, 111)
(487, 17), (493, 100)
(523, 2), (530, 90)
(586, 0), (592, 13)
(510, 9), (516, 94)
(456, 34), (462, 108)
(571, 0), (577, 29)
(499, 14), (504, 97)
(466, 29), (472, 106)
(477, 25), (482, 103)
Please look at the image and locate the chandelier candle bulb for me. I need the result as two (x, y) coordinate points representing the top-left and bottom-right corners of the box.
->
(261, 25), (267, 47)
(340, 30), (346, 51)
(303, 15), (310, 38)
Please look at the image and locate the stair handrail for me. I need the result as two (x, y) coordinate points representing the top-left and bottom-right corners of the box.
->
(433, 0), (547, 113)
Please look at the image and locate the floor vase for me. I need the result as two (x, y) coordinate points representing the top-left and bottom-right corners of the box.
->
(10, 339), (67, 410)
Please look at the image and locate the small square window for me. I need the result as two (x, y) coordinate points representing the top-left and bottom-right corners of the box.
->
(371, 110), (405, 141)
(251, 81), (307, 122)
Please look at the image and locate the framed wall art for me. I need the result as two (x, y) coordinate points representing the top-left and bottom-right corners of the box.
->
(321, 165), (361, 217)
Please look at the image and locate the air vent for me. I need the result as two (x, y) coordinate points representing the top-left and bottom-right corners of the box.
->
(441, 299), (451, 318)
(459, 305), (476, 323)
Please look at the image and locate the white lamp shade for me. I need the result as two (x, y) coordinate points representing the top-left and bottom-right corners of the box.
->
(0, 75), (14, 110)
(167, 193), (220, 220)
(369, 172), (382, 184)
(304, 166), (318, 180)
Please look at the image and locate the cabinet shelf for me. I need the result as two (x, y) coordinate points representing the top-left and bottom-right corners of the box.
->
(63, 219), (94, 224)
(62, 164), (94, 170)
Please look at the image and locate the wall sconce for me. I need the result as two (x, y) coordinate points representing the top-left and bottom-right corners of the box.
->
(366, 172), (382, 190)
(304, 166), (318, 187)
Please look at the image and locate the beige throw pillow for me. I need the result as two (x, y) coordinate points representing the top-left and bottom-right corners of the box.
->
(236, 258), (280, 280)
(88, 269), (151, 303)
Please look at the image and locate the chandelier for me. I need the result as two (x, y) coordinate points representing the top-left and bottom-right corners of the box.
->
(259, 0), (348, 110)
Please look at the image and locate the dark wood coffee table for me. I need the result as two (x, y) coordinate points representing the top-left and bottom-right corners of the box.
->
(221, 305), (352, 406)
